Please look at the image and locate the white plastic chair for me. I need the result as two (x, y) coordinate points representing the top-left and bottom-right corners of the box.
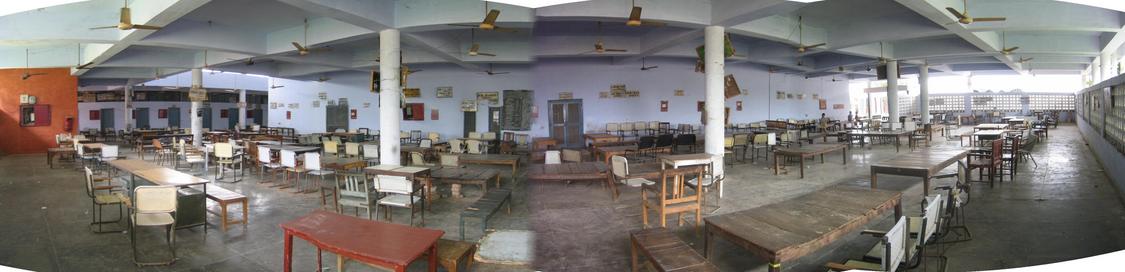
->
(612, 155), (653, 187)
(258, 146), (282, 180)
(305, 152), (337, 209)
(362, 144), (379, 166)
(482, 132), (497, 141)
(129, 185), (178, 266)
(419, 139), (433, 148)
(449, 139), (465, 154)
(826, 216), (908, 272)
(545, 150), (561, 164)
(323, 141), (340, 157)
(280, 149), (307, 191)
(468, 131), (482, 139)
(345, 142), (361, 158)
(375, 175), (423, 226)
(214, 142), (243, 182)
(466, 139), (485, 154)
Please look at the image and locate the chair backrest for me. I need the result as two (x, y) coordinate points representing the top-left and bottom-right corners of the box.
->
(330, 136), (341, 143)
(724, 137), (734, 148)
(466, 139), (484, 154)
(75, 143), (86, 155)
(440, 154), (459, 166)
(610, 155), (629, 178)
(258, 146), (271, 163)
(649, 121), (660, 131)
(904, 122), (917, 132)
(323, 141), (338, 154)
(919, 194), (944, 245)
(767, 133), (777, 145)
(545, 150), (561, 164)
(562, 149), (582, 163)
(376, 174), (413, 195)
(638, 136), (656, 148)
(676, 134), (696, 145)
(134, 185), (178, 214)
(607, 123), (619, 132)
(84, 167), (98, 197)
(101, 145), (118, 158)
(515, 134), (530, 145)
(419, 139), (433, 148)
(449, 139), (464, 153)
(659, 166), (705, 204)
(410, 152), (426, 165)
(304, 152), (322, 171)
(468, 131), (481, 139)
(334, 128), (345, 133)
(482, 132), (497, 140)
(362, 144), (379, 159)
(733, 134), (749, 145)
(345, 142), (360, 156)
(215, 142), (234, 158)
(989, 139), (1003, 164)
(280, 150), (298, 168)
(428, 132), (440, 142)
(153, 139), (164, 149)
(881, 216), (909, 272)
(753, 134), (768, 145)
(336, 172), (371, 199)
(656, 134), (674, 147)
(634, 121), (647, 130)
(621, 122), (634, 131)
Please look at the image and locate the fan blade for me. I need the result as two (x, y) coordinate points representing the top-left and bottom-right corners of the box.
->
(945, 7), (967, 19)
(477, 52), (496, 57)
(480, 9), (500, 29)
(121, 7), (131, 25)
(807, 43), (826, 48)
(605, 49), (628, 52)
(131, 24), (162, 30)
(974, 17), (1006, 22)
(627, 6), (642, 26)
(291, 42), (306, 51)
(640, 20), (666, 27)
(89, 26), (117, 30)
(447, 24), (480, 28)
(76, 62), (94, 69)
(492, 26), (518, 33)
(1005, 46), (1019, 52)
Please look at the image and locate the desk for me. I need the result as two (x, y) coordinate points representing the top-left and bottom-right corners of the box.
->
(261, 145), (320, 154)
(47, 147), (75, 168)
(526, 162), (615, 199)
(870, 149), (969, 196)
(594, 145), (637, 164)
(458, 154), (520, 181)
(974, 123), (1008, 131)
(584, 133), (623, 146)
(320, 157), (366, 171)
(281, 210), (442, 272)
(430, 167), (501, 196)
(772, 144), (847, 178)
(843, 130), (911, 152)
(659, 153), (718, 197)
(108, 159), (210, 230)
(703, 186), (902, 272)
(972, 130), (1006, 146)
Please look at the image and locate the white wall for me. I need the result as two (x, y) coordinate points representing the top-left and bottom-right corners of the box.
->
(529, 58), (850, 136)
(267, 63), (532, 139)
(78, 101), (244, 131)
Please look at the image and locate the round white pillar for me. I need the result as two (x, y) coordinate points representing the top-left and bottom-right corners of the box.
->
(919, 63), (930, 124)
(379, 29), (402, 166)
(704, 25), (725, 181)
(191, 68), (203, 146)
(886, 60), (899, 127)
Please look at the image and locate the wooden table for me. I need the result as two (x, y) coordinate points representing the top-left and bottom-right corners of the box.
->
(261, 145), (321, 154)
(47, 147), (75, 168)
(703, 186), (902, 272)
(585, 133), (623, 146)
(659, 153), (719, 197)
(974, 123), (1008, 131)
(972, 130), (1006, 146)
(458, 154), (520, 181)
(772, 144), (847, 178)
(531, 137), (558, 151)
(594, 145), (637, 164)
(430, 167), (501, 196)
(842, 130), (911, 152)
(526, 162), (617, 199)
(281, 210), (442, 272)
(108, 159), (210, 230)
(870, 148), (969, 196)
(320, 157), (367, 171)
(925, 124), (945, 142)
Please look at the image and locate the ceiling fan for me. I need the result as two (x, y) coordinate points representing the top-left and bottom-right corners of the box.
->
(90, 0), (163, 31)
(485, 64), (509, 75)
(581, 22), (628, 54)
(640, 58), (658, 70)
(20, 49), (47, 80)
(316, 75), (331, 82)
(795, 16), (825, 53)
(626, 0), (666, 27)
(292, 18), (332, 56)
(946, 0), (1005, 25)
(1000, 32), (1019, 55)
(270, 85), (285, 89)
(228, 57), (259, 66)
(1017, 56), (1033, 63)
(75, 44), (94, 70)
(468, 29), (497, 57)
(448, 2), (517, 33)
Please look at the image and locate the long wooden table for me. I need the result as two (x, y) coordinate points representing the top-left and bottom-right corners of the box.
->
(108, 159), (210, 230)
(870, 148), (969, 196)
(430, 167), (501, 196)
(703, 186), (902, 272)
(842, 130), (911, 152)
(594, 145), (637, 164)
(772, 144), (847, 178)
(458, 154), (520, 181)
(281, 210), (442, 272)
(526, 162), (616, 199)
(974, 123), (1008, 131)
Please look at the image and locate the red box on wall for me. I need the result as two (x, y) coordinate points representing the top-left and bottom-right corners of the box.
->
(286, 111), (291, 120)
(220, 109), (229, 118)
(89, 110), (100, 120)
(158, 109), (168, 119)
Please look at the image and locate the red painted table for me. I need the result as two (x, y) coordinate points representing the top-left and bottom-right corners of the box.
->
(281, 210), (444, 272)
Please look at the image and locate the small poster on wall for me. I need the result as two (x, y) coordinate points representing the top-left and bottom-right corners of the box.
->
(286, 111), (291, 120)
(270, 103), (277, 109)
(697, 101), (705, 112)
(350, 109), (357, 119)
(776, 91), (785, 100)
(431, 109), (439, 120)
(220, 109), (229, 118)
(736, 101), (743, 111)
(477, 91), (499, 105)
(89, 110), (100, 120)
(674, 89), (685, 96)
(660, 100), (669, 112)
(559, 92), (573, 99)
(819, 99), (827, 110)
(363, 102), (371, 108)
(404, 88), (421, 98)
(833, 103), (846, 109)
(599, 92), (609, 98)
(158, 109), (168, 119)
(313, 100), (320, 108)
(436, 86), (453, 98)
(461, 99), (477, 112)
(318, 92), (328, 100)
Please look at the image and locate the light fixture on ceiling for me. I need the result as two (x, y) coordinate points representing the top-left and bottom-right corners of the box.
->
(485, 0), (590, 9)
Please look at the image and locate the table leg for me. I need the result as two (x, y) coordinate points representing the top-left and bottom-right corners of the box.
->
(511, 162), (517, 184)
(799, 157), (805, 178)
(630, 237), (640, 272)
(842, 147), (847, 165)
(284, 232), (293, 272)
(773, 154), (779, 175)
(894, 199), (903, 220)
(923, 176), (930, 196)
(769, 259), (781, 272)
(870, 171), (877, 189)
(428, 245), (438, 272)
(703, 225), (712, 258)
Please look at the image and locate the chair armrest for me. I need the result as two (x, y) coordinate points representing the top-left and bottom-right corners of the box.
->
(824, 262), (854, 271)
(860, 229), (887, 237)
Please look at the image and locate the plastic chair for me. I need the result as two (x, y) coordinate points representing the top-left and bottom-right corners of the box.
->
(257, 146), (282, 181)
(545, 150), (561, 164)
(281, 150), (307, 191)
(449, 139), (465, 154)
(129, 185), (178, 266)
(345, 142), (361, 158)
(612, 156), (653, 187)
(177, 139), (205, 172)
(214, 143), (243, 182)
(362, 144), (380, 166)
(466, 139), (485, 154)
(305, 153), (337, 210)
(323, 141), (340, 157)
(375, 175), (424, 226)
(825, 216), (908, 272)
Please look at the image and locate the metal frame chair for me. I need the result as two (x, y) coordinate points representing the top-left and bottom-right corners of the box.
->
(375, 174), (424, 226)
(362, 144), (380, 166)
(825, 216), (908, 272)
(85, 167), (125, 233)
(129, 185), (178, 266)
(214, 142), (243, 182)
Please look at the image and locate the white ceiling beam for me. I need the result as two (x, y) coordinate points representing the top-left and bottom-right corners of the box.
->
(73, 0), (211, 76)
(894, 0), (1024, 74)
(711, 0), (803, 27)
(621, 29), (704, 63)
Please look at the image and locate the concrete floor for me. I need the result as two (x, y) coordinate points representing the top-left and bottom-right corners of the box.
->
(0, 146), (533, 271)
(530, 125), (1125, 271)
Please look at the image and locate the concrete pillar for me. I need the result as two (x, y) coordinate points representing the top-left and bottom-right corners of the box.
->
(238, 89), (247, 129)
(124, 84), (133, 130)
(1102, 52), (1113, 81)
(1094, 58), (1102, 83)
(704, 25), (725, 182)
(379, 29), (402, 166)
(886, 60), (899, 127)
(919, 63), (930, 124)
(191, 68), (203, 147)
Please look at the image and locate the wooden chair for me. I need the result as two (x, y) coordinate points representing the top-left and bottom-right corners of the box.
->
(375, 174), (424, 226)
(1000, 136), (1021, 180)
(825, 216), (908, 272)
(967, 139), (1003, 187)
(674, 134), (696, 153)
(641, 166), (705, 230)
(335, 171), (376, 217)
(129, 185), (178, 266)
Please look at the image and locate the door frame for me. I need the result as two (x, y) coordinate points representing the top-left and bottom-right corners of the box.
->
(548, 99), (584, 148)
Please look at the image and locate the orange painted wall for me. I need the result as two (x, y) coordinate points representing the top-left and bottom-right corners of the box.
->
(0, 68), (78, 154)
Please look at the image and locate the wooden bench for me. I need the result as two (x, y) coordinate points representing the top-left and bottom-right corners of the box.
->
(631, 228), (720, 272)
(204, 186), (248, 231)
(459, 188), (512, 240)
